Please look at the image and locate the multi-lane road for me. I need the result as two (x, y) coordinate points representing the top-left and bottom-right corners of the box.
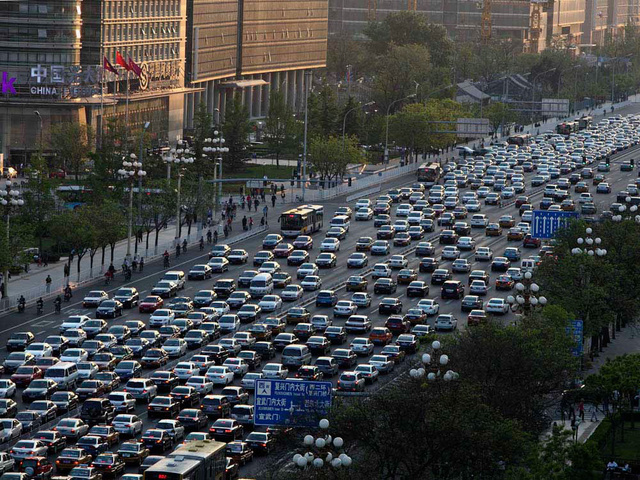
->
(2, 113), (640, 479)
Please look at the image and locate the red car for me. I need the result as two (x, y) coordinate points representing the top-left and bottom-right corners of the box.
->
(523, 234), (541, 248)
(385, 316), (410, 334)
(273, 243), (294, 258)
(138, 296), (164, 313)
(467, 310), (487, 326)
(495, 275), (515, 291)
(11, 366), (43, 387)
(369, 327), (393, 346)
(19, 457), (54, 478)
(49, 169), (66, 179)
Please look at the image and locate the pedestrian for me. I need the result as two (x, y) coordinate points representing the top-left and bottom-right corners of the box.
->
(241, 197), (246, 210)
(271, 194), (276, 208)
(139, 257), (144, 272)
(263, 205), (268, 218)
(249, 217), (253, 230)
(242, 216), (248, 231)
(260, 216), (265, 226)
(182, 239), (187, 253)
(590, 404), (598, 422)
(45, 274), (52, 293)
(132, 256), (138, 272)
(207, 229), (212, 244)
(176, 244), (181, 257)
(579, 401), (585, 422)
(223, 224), (229, 238)
(43, 252), (48, 267)
(255, 199), (260, 212)
(221, 210), (226, 221)
(281, 190), (286, 203)
(213, 229), (218, 244)
(261, 190), (266, 202)
(63, 263), (70, 278)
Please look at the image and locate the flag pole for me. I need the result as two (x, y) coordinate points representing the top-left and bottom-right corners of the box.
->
(125, 69), (130, 144)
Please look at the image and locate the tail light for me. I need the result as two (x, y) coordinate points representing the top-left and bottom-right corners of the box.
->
(224, 429), (231, 433)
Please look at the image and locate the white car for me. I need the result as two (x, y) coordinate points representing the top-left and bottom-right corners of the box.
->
(223, 358), (249, 377)
(108, 392), (137, 413)
(258, 295), (283, 312)
(355, 208), (374, 221)
(297, 263), (318, 279)
(0, 380), (16, 398)
(77, 362), (99, 380)
(59, 315), (91, 333)
(457, 237), (476, 251)
(466, 200), (482, 212)
(416, 299), (440, 316)
(258, 261), (281, 274)
(207, 257), (230, 272)
(486, 298), (509, 315)
(475, 247), (493, 261)
(262, 363), (288, 380)
(393, 220), (409, 232)
(82, 292), (109, 308)
(185, 376), (214, 395)
(350, 338), (374, 356)
(333, 300), (357, 317)
(441, 246), (460, 260)
(371, 264), (391, 279)
(10, 440), (47, 460)
(173, 362), (198, 381)
(0, 419), (20, 444)
(351, 292), (371, 308)
(25, 343), (53, 358)
(205, 366), (235, 385)
(60, 348), (88, 363)
(112, 414), (144, 436)
(149, 309), (175, 327)
(396, 204), (413, 217)
(210, 301), (230, 316)
(281, 285), (304, 301)
(162, 338), (187, 358)
(228, 249), (249, 264)
(355, 199), (371, 210)
(470, 214), (488, 228)
(300, 276), (322, 291)
(320, 238), (341, 252)
(388, 255), (408, 269)
(578, 192), (593, 204)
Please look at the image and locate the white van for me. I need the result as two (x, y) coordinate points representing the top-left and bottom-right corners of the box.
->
(281, 344), (312, 368)
(521, 258), (536, 273)
(249, 273), (274, 298)
(330, 215), (350, 232)
(44, 361), (79, 390)
(163, 271), (186, 290)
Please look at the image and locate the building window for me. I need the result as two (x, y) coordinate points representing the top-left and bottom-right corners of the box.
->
(38, 29), (47, 38)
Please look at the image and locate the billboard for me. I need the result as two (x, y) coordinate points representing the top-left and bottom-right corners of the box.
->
(456, 118), (492, 138)
(541, 98), (570, 116)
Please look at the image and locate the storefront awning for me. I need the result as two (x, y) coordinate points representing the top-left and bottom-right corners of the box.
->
(220, 79), (268, 88)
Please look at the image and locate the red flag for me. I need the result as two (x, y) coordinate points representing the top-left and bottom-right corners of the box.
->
(128, 57), (142, 77)
(103, 57), (118, 75)
(116, 51), (130, 71)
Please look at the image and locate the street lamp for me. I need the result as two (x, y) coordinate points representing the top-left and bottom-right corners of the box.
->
(163, 143), (194, 243)
(117, 154), (147, 262)
(203, 133), (228, 219)
(531, 68), (557, 122)
(571, 226), (607, 256)
(384, 93), (417, 164)
(293, 419), (352, 469)
(611, 199), (640, 224)
(410, 340), (460, 381)
(342, 102), (375, 173)
(506, 271), (548, 314)
(0, 181), (24, 299)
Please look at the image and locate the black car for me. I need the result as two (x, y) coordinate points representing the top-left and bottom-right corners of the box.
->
(149, 371), (180, 393)
(200, 345), (230, 365)
(324, 326), (347, 344)
(431, 269), (452, 285)
(250, 341), (276, 360)
(112, 288), (140, 308)
(33, 430), (67, 454)
(419, 257), (439, 273)
(96, 300), (124, 319)
(170, 386), (199, 408)
(237, 350), (262, 370)
(441, 280), (465, 300)
(177, 409), (208, 431)
(80, 398), (116, 426)
(245, 431), (275, 454)
(7, 332), (35, 352)
(76, 435), (109, 458)
(439, 230), (458, 245)
(332, 349), (357, 368)
(374, 278), (397, 294)
(407, 281), (429, 297)
(142, 430), (173, 452)
(272, 272), (292, 288)
(22, 379), (58, 402)
(213, 279), (236, 298)
(237, 271), (259, 288)
(92, 453), (126, 479)
(378, 298), (402, 315)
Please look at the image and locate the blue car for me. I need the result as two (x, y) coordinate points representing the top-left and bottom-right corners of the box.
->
(315, 290), (338, 307)
(114, 360), (142, 381)
(503, 247), (521, 261)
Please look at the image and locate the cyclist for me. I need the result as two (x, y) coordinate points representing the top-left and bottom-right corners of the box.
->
(36, 297), (44, 314)
(163, 250), (170, 268)
(54, 295), (62, 314)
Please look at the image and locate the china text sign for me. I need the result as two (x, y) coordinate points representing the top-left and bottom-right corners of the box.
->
(254, 379), (332, 427)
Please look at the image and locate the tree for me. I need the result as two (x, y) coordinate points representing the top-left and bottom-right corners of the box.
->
(222, 94), (252, 171)
(48, 210), (93, 278)
(308, 136), (361, 183)
(307, 85), (340, 137)
(326, 31), (367, 80)
(484, 102), (519, 134)
(19, 154), (56, 254)
(50, 122), (94, 180)
(265, 90), (299, 167)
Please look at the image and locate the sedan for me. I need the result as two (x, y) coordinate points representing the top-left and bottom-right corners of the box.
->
(347, 252), (368, 268)
(82, 291), (109, 308)
(320, 238), (340, 252)
(188, 265), (213, 280)
(138, 296), (163, 313)
(333, 300), (357, 318)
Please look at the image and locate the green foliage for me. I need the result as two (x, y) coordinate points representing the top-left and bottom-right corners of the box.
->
(307, 85), (340, 137)
(484, 102), (519, 133)
(50, 122), (94, 180)
(192, 102), (214, 177)
(586, 354), (640, 409)
(222, 94), (252, 172)
(265, 90), (299, 167)
(308, 136), (361, 181)
(18, 154), (56, 252)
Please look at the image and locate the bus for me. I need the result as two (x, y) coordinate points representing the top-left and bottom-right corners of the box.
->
(578, 116), (593, 130)
(556, 122), (579, 135)
(416, 163), (441, 186)
(507, 134), (532, 146)
(144, 440), (226, 480)
(56, 185), (93, 209)
(279, 204), (324, 237)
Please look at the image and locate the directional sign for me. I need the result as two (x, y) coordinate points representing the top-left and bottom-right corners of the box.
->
(254, 379), (332, 427)
(531, 210), (579, 239)
(566, 319), (584, 357)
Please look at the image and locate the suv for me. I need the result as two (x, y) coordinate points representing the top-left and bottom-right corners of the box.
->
(80, 398), (116, 426)
(200, 395), (231, 419)
(124, 378), (157, 403)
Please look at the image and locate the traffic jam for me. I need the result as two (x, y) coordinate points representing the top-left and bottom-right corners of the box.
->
(0, 113), (640, 479)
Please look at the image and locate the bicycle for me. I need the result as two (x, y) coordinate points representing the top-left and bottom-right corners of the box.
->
(164, 256), (170, 268)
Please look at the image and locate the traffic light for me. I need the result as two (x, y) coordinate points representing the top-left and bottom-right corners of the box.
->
(606, 157), (610, 166)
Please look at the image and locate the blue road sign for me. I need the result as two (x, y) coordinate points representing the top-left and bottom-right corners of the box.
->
(566, 319), (584, 357)
(531, 210), (579, 239)
(254, 379), (332, 427)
